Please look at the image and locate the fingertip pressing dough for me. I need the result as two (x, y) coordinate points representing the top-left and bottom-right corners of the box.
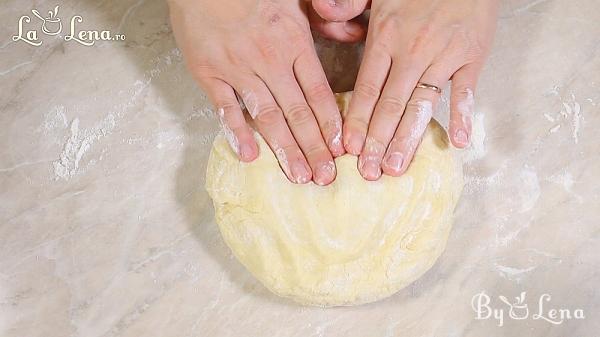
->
(206, 92), (464, 306)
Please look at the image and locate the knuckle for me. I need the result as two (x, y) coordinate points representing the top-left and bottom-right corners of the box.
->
(284, 104), (313, 125)
(257, 40), (279, 60)
(377, 96), (407, 117)
(354, 82), (381, 100)
(346, 116), (369, 134)
(405, 99), (427, 112)
(255, 104), (282, 126)
(217, 101), (240, 115)
(281, 144), (301, 157)
(453, 86), (473, 98)
(306, 82), (332, 103)
(302, 142), (328, 160)
(363, 136), (386, 155)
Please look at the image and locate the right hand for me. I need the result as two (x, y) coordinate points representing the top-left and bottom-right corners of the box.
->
(168, 0), (345, 185)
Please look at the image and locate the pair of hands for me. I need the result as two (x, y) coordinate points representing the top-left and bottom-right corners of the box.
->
(168, 0), (499, 185)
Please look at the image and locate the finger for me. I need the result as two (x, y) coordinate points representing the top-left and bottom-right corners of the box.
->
(343, 46), (392, 155)
(260, 66), (337, 186)
(307, 5), (366, 43)
(236, 77), (313, 184)
(357, 61), (427, 180)
(312, 0), (371, 22)
(449, 63), (481, 148)
(294, 49), (345, 157)
(381, 72), (447, 176)
(202, 78), (258, 162)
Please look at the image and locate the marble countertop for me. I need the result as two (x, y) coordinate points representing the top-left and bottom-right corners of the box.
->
(1, 0), (599, 336)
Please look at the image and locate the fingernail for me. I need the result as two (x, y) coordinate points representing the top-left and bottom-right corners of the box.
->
(384, 152), (404, 173)
(239, 143), (255, 161)
(314, 161), (335, 186)
(291, 161), (311, 184)
(344, 134), (363, 155)
(455, 129), (469, 145)
(360, 158), (381, 181)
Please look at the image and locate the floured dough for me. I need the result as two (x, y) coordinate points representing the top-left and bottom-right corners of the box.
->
(206, 92), (463, 306)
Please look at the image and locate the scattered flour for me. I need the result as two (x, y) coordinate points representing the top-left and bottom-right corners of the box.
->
(51, 48), (180, 181)
(543, 113), (555, 122)
(517, 165), (541, 213)
(41, 106), (68, 133)
(155, 130), (184, 149)
(547, 170), (574, 192)
(494, 263), (537, 282)
(53, 115), (116, 180)
(546, 169), (583, 203)
(544, 90), (584, 143)
(188, 106), (215, 120)
(464, 165), (504, 194)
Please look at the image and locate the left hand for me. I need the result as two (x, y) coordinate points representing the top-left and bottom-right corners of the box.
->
(310, 0), (499, 180)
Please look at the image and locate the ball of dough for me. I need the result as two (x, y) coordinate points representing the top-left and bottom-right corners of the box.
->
(206, 93), (463, 306)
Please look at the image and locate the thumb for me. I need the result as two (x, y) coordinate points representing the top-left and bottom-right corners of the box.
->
(311, 0), (370, 22)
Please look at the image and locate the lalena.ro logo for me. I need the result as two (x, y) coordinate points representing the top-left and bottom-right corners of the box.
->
(12, 5), (125, 46)
(471, 291), (585, 327)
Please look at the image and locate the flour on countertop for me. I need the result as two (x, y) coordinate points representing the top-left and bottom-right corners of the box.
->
(464, 164), (504, 194)
(188, 106), (215, 120)
(546, 169), (583, 203)
(51, 81), (149, 181)
(50, 48), (183, 181)
(544, 90), (585, 143)
(53, 115), (116, 180)
(547, 170), (574, 191)
(494, 263), (537, 282)
(517, 165), (541, 213)
(41, 106), (68, 133)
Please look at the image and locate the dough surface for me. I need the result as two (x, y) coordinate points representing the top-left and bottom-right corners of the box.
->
(206, 93), (463, 306)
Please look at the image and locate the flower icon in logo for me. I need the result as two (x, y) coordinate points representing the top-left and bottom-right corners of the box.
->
(499, 291), (529, 320)
(31, 5), (62, 36)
